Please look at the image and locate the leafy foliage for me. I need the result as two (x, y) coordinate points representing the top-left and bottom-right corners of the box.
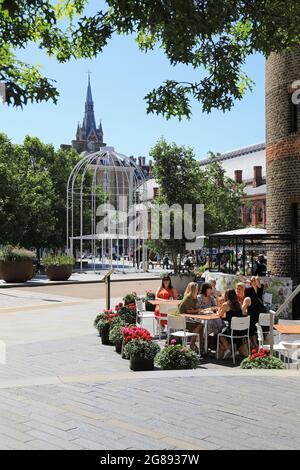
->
(240, 348), (285, 369)
(2, 1), (300, 114)
(148, 139), (244, 272)
(0, 245), (35, 261)
(124, 339), (160, 361)
(109, 318), (126, 345)
(43, 254), (75, 266)
(155, 343), (198, 370)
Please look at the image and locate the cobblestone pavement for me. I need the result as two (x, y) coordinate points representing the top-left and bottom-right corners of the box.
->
(0, 286), (300, 450)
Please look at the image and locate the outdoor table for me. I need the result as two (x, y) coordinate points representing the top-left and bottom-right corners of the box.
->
(182, 312), (220, 354)
(149, 300), (181, 306)
(274, 325), (300, 335)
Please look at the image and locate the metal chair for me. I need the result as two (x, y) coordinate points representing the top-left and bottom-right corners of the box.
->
(217, 316), (250, 365)
(167, 314), (201, 357)
(280, 342), (300, 369)
(135, 299), (156, 334)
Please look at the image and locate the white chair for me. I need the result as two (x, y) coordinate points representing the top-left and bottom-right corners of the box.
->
(217, 316), (250, 365)
(256, 323), (285, 360)
(280, 342), (300, 369)
(167, 314), (201, 357)
(135, 299), (156, 333)
(154, 302), (173, 340)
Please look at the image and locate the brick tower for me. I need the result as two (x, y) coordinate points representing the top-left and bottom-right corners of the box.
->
(266, 46), (300, 280)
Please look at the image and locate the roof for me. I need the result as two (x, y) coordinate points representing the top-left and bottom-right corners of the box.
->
(200, 143), (266, 166)
(243, 184), (267, 197)
(211, 227), (267, 237)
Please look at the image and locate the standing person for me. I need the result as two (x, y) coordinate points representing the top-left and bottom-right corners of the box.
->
(254, 255), (267, 276)
(155, 275), (178, 333)
(156, 252), (161, 267)
(162, 254), (170, 270)
(245, 276), (266, 348)
(218, 289), (248, 359)
(177, 282), (204, 354)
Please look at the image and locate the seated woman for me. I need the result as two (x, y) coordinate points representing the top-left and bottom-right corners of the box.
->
(177, 282), (204, 354)
(154, 275), (178, 333)
(198, 283), (225, 338)
(218, 289), (248, 360)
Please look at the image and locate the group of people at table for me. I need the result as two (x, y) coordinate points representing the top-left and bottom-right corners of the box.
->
(154, 274), (266, 359)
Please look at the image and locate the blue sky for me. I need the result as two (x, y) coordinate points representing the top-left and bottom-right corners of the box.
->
(0, 33), (265, 161)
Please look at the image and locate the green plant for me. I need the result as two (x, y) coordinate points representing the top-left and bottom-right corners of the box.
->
(43, 254), (75, 266)
(0, 245), (35, 262)
(115, 303), (137, 324)
(109, 319), (126, 345)
(93, 310), (118, 333)
(124, 339), (160, 361)
(155, 343), (198, 370)
(240, 349), (285, 369)
(123, 293), (137, 305)
(143, 290), (155, 301)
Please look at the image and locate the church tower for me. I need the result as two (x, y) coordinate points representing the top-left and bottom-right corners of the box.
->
(70, 75), (106, 153)
(266, 47), (300, 280)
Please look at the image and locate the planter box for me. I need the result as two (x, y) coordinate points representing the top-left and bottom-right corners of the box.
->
(1, 260), (34, 283)
(45, 265), (73, 281)
(130, 355), (154, 371)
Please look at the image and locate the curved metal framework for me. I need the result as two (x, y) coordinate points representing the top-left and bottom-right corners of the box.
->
(67, 147), (147, 272)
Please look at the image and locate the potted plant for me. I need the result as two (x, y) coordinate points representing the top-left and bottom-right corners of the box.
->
(123, 292), (137, 305)
(115, 302), (137, 325)
(109, 318), (126, 353)
(94, 310), (119, 345)
(143, 290), (156, 312)
(121, 326), (152, 359)
(125, 339), (160, 371)
(240, 348), (285, 369)
(155, 341), (199, 370)
(43, 254), (74, 281)
(0, 245), (35, 283)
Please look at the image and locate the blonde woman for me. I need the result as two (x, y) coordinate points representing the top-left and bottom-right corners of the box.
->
(177, 282), (204, 354)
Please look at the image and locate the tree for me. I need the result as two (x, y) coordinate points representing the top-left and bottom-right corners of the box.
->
(0, 133), (104, 250)
(147, 139), (244, 272)
(1, 1), (300, 116)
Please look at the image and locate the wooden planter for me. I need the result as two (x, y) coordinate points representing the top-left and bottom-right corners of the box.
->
(1, 260), (34, 283)
(45, 265), (73, 281)
(129, 355), (154, 371)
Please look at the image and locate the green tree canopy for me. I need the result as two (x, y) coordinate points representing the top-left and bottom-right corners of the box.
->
(1, 1), (300, 116)
(147, 138), (244, 272)
(0, 133), (104, 250)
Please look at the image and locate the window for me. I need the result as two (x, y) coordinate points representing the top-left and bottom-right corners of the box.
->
(291, 202), (298, 231)
(289, 93), (298, 134)
(258, 207), (263, 223)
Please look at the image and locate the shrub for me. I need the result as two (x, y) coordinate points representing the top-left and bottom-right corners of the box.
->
(240, 348), (285, 369)
(124, 339), (160, 361)
(0, 245), (35, 262)
(94, 310), (119, 333)
(123, 292), (137, 305)
(115, 302), (137, 324)
(155, 343), (198, 370)
(109, 319), (126, 345)
(43, 254), (75, 266)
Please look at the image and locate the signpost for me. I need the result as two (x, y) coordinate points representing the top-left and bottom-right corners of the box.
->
(100, 269), (115, 310)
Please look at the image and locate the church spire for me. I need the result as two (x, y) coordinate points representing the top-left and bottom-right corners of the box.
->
(82, 74), (97, 138)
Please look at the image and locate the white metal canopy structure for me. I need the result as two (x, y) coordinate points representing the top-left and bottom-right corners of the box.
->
(67, 147), (147, 272)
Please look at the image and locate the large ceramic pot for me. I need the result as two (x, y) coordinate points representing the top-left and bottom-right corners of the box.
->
(101, 323), (113, 345)
(45, 265), (73, 281)
(1, 260), (34, 283)
(170, 274), (196, 295)
(129, 355), (154, 371)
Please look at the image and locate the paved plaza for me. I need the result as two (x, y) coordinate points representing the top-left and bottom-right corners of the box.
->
(0, 282), (300, 450)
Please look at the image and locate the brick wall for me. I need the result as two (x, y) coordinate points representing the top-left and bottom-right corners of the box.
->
(266, 46), (300, 279)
